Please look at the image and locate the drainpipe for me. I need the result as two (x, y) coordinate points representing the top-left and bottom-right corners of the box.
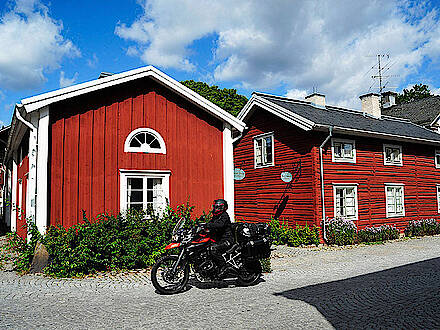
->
(319, 126), (333, 242)
(15, 106), (36, 131)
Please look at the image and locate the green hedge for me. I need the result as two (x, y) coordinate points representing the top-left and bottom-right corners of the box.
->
(3, 204), (202, 277)
(269, 217), (320, 247)
(405, 219), (440, 237)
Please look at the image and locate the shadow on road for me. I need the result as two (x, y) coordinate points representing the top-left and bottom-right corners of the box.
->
(274, 257), (440, 329)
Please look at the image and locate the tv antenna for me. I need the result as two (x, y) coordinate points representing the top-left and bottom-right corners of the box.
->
(366, 54), (398, 93)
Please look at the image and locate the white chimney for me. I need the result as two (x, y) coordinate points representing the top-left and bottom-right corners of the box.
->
(381, 91), (397, 108)
(359, 93), (381, 118)
(305, 93), (325, 108)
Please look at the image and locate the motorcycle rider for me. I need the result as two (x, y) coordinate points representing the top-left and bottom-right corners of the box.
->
(205, 199), (233, 278)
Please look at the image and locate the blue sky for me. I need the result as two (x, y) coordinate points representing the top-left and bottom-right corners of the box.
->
(1, 0), (440, 126)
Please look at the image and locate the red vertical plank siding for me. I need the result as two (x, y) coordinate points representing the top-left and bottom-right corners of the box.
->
(155, 93), (167, 169)
(118, 98), (132, 170)
(63, 114), (80, 227)
(131, 93), (144, 169)
(49, 80), (225, 228)
(104, 102), (119, 214)
(91, 106), (106, 219)
(16, 156), (29, 239)
(50, 119), (64, 226)
(166, 101), (177, 204)
(78, 110), (93, 221)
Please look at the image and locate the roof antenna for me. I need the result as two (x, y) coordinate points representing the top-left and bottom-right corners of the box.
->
(367, 54), (398, 94)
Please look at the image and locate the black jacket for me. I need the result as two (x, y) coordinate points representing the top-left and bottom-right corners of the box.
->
(206, 212), (233, 243)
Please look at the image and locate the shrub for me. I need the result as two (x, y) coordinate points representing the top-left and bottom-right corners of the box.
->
(260, 258), (271, 273)
(1, 219), (42, 272)
(41, 204), (200, 277)
(405, 219), (440, 237)
(357, 225), (399, 243)
(268, 217), (320, 247)
(324, 218), (357, 246)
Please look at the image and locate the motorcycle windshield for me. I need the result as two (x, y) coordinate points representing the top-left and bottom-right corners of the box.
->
(172, 218), (186, 235)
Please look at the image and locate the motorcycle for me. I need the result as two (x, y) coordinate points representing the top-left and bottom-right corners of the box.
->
(151, 218), (271, 294)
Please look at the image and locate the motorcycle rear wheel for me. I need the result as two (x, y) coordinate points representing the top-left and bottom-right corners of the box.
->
(151, 255), (189, 294)
(237, 259), (262, 286)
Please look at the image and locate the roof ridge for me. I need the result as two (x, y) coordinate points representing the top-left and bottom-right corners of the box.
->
(253, 92), (311, 105)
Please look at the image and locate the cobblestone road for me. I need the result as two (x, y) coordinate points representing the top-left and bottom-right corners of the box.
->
(1, 236), (440, 329)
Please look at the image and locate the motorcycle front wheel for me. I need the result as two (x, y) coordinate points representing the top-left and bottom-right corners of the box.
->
(237, 259), (262, 286)
(151, 255), (190, 294)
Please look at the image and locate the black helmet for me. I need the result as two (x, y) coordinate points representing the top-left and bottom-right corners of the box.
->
(212, 199), (228, 215)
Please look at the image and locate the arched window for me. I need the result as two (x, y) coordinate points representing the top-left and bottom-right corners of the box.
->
(124, 128), (166, 154)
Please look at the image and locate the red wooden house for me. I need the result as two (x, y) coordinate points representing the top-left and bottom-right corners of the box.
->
(5, 66), (245, 238)
(234, 92), (440, 233)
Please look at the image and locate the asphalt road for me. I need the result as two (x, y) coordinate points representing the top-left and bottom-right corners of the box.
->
(1, 236), (440, 329)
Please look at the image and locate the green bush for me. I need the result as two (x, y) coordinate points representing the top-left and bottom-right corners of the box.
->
(357, 225), (399, 243)
(1, 219), (42, 272)
(405, 219), (440, 237)
(324, 218), (357, 246)
(260, 258), (271, 273)
(40, 204), (201, 277)
(269, 217), (320, 247)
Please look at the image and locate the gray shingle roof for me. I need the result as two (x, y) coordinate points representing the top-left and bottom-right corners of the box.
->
(256, 93), (440, 143)
(381, 96), (440, 126)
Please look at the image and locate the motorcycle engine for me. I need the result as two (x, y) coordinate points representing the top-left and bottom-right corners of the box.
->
(193, 252), (217, 280)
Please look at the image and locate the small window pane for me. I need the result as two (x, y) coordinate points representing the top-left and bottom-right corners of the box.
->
(130, 139), (141, 147)
(150, 139), (160, 149)
(144, 133), (154, 144)
(128, 178), (143, 190)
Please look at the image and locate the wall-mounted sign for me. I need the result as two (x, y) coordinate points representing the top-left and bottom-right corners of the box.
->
(234, 168), (246, 180)
(281, 171), (293, 183)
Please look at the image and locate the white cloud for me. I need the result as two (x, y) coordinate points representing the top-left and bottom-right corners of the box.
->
(59, 71), (78, 88)
(87, 53), (98, 68)
(286, 89), (308, 100)
(116, 0), (440, 108)
(0, 0), (80, 90)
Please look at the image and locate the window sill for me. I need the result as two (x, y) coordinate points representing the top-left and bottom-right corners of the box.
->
(386, 214), (405, 218)
(255, 163), (275, 169)
(383, 162), (403, 167)
(332, 158), (356, 164)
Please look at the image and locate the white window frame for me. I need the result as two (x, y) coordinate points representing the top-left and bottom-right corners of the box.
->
(333, 184), (359, 220)
(124, 128), (166, 154)
(253, 132), (275, 168)
(435, 149), (440, 169)
(437, 185), (440, 214)
(331, 138), (356, 163)
(385, 184), (405, 218)
(119, 169), (170, 214)
(383, 144), (403, 166)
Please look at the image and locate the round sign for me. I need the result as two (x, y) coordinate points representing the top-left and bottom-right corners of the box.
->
(281, 171), (293, 183)
(234, 168), (246, 180)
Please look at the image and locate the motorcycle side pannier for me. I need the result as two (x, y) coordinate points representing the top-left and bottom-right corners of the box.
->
(234, 222), (271, 259)
(242, 237), (271, 259)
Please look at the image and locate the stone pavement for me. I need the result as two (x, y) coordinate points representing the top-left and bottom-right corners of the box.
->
(1, 236), (440, 329)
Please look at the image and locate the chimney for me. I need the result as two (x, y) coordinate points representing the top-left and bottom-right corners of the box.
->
(381, 91), (397, 108)
(305, 93), (325, 108)
(359, 93), (381, 118)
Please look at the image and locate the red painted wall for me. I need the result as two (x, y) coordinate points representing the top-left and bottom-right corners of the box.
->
(234, 109), (318, 227)
(49, 79), (224, 227)
(235, 108), (440, 232)
(16, 156), (28, 238)
(319, 135), (440, 231)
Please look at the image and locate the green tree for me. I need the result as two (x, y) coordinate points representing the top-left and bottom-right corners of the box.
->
(181, 80), (248, 116)
(396, 84), (432, 105)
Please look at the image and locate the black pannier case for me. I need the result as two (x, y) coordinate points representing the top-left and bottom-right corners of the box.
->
(233, 222), (271, 259)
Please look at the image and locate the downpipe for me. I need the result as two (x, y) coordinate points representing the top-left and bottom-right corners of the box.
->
(319, 126), (333, 243)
